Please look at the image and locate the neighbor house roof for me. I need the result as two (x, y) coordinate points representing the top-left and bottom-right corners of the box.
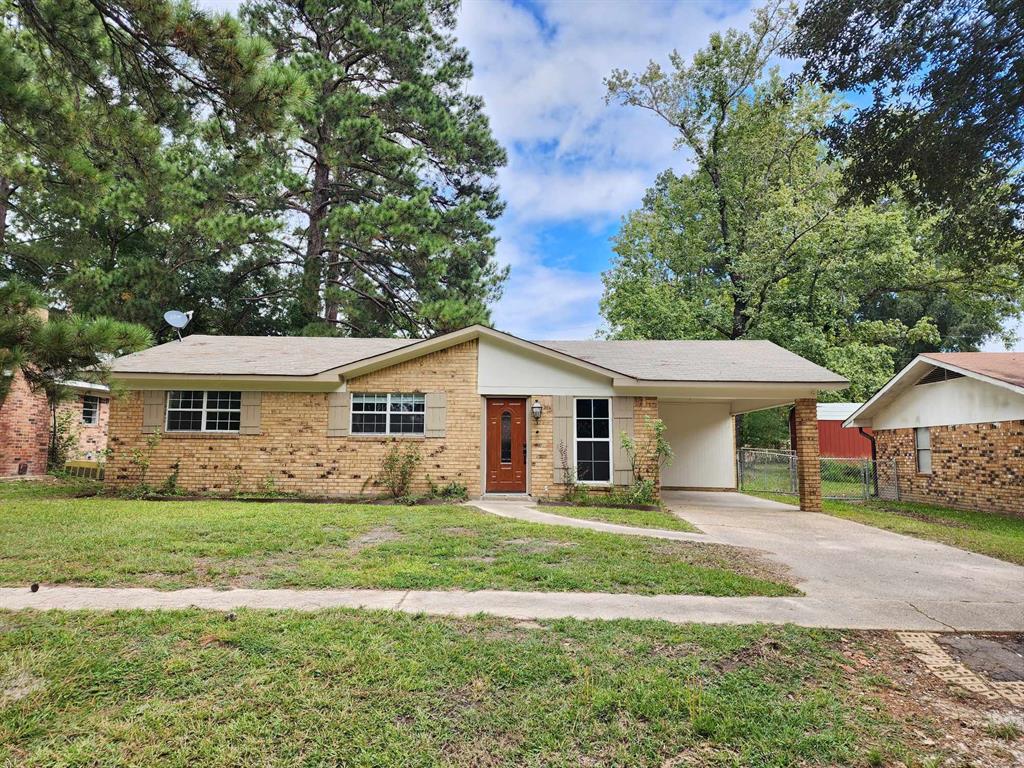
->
(110, 324), (848, 386)
(844, 351), (1024, 428)
(919, 352), (1024, 390)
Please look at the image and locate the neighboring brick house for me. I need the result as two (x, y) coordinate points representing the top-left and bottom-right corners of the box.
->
(845, 352), (1024, 517)
(106, 325), (846, 510)
(0, 369), (111, 477)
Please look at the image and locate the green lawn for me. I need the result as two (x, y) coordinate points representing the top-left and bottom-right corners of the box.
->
(538, 504), (698, 532)
(0, 480), (794, 596)
(0, 610), (936, 767)
(756, 492), (1024, 565)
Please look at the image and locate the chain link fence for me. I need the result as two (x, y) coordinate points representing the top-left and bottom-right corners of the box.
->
(737, 448), (899, 501)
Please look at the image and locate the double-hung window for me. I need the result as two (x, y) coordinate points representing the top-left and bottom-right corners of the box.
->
(351, 393), (425, 435)
(575, 398), (611, 482)
(82, 395), (100, 425)
(915, 427), (932, 474)
(165, 391), (241, 432)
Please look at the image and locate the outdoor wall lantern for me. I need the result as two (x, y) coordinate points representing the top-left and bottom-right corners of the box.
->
(531, 399), (543, 421)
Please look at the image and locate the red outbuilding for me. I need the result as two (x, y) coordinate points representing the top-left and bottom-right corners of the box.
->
(790, 402), (873, 459)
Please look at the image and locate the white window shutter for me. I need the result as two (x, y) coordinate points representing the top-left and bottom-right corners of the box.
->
(425, 392), (446, 437)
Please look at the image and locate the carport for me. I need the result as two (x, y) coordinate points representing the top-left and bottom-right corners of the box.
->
(613, 384), (835, 511)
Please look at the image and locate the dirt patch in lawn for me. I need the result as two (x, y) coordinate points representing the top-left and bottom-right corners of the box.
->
(840, 632), (1024, 767)
(347, 526), (404, 553)
(1, 669), (45, 704)
(714, 635), (785, 674)
(505, 538), (579, 555)
(653, 540), (797, 589)
(864, 503), (971, 528)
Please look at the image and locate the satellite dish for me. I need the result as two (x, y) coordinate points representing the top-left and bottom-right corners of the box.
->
(163, 310), (193, 341)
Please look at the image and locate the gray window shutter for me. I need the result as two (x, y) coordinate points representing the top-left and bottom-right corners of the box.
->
(424, 392), (446, 437)
(327, 391), (350, 436)
(612, 396), (635, 486)
(552, 395), (574, 483)
(142, 390), (165, 433)
(239, 391), (262, 435)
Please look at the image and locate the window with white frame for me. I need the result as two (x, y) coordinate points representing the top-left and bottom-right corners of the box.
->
(165, 391), (241, 432)
(351, 393), (425, 435)
(575, 398), (611, 482)
(82, 395), (101, 425)
(915, 427), (932, 474)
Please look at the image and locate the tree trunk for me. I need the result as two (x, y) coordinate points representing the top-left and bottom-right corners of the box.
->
(301, 158), (330, 326)
(0, 176), (11, 249)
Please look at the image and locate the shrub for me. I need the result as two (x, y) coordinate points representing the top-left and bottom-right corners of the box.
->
(48, 409), (79, 471)
(378, 441), (422, 498)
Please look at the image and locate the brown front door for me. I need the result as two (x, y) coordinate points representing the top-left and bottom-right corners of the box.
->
(486, 398), (527, 493)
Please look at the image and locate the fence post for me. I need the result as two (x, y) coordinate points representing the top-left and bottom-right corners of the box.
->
(737, 451), (744, 491)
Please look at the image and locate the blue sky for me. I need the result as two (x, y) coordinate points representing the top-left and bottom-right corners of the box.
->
(199, 0), (1022, 348)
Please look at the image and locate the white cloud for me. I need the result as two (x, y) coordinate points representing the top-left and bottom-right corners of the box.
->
(456, 0), (759, 336)
(488, 237), (605, 339)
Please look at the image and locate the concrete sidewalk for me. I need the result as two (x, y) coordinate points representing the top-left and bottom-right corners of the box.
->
(2, 585), (1022, 631)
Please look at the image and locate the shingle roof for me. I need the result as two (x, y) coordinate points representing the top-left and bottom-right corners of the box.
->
(538, 339), (847, 383)
(921, 352), (1024, 389)
(110, 330), (847, 384)
(111, 335), (416, 377)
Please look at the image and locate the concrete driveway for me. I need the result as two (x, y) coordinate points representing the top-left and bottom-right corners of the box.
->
(665, 491), (1024, 626)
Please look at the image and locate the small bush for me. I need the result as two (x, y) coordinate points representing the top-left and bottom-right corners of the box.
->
(157, 461), (181, 496)
(378, 441), (422, 498)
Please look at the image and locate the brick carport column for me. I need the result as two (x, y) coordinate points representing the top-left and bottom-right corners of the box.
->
(793, 398), (822, 512)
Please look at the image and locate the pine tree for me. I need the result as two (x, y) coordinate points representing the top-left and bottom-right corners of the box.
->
(241, 0), (507, 336)
(0, 279), (152, 467)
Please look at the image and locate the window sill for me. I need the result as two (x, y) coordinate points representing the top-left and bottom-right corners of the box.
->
(340, 435), (428, 441)
(161, 432), (241, 439)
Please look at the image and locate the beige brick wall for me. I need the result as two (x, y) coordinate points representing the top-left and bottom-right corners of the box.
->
(106, 341), (481, 497)
(876, 421), (1024, 517)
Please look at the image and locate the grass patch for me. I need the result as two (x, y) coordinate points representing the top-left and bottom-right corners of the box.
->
(0, 610), (925, 767)
(0, 481), (794, 596)
(539, 504), (698, 532)
(753, 492), (1024, 565)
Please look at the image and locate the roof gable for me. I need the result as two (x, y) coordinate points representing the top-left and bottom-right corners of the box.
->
(844, 353), (1024, 427)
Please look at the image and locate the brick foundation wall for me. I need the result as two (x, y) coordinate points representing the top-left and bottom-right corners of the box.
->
(105, 341), (481, 497)
(875, 421), (1024, 517)
(0, 370), (50, 477)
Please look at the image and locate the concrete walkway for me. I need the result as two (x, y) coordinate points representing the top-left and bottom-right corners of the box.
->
(2, 586), (1021, 631)
(470, 498), (705, 541)
(2, 492), (1021, 630)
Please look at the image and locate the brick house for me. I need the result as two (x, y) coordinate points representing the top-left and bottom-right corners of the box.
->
(0, 369), (111, 477)
(105, 325), (846, 510)
(844, 352), (1024, 517)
